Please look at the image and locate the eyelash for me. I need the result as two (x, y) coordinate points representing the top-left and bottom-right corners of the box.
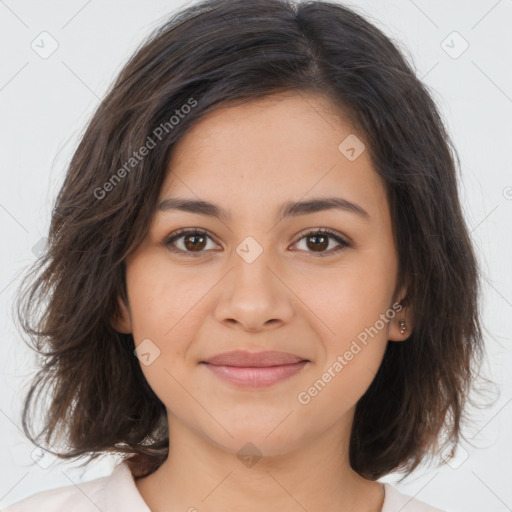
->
(163, 227), (350, 258)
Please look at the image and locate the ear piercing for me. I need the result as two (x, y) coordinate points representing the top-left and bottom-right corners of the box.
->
(398, 319), (407, 334)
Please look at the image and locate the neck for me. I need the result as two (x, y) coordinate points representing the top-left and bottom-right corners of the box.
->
(134, 414), (385, 512)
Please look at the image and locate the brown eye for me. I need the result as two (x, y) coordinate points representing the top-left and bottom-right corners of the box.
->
(164, 229), (218, 256)
(164, 227), (350, 258)
(305, 233), (329, 252)
(183, 232), (207, 251)
(293, 229), (350, 257)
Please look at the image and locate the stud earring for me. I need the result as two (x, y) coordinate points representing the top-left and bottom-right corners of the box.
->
(398, 319), (407, 334)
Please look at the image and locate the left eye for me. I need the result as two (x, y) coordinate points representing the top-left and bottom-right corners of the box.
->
(293, 229), (350, 256)
(164, 228), (350, 257)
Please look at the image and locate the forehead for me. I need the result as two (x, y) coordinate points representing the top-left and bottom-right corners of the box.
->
(160, 91), (388, 223)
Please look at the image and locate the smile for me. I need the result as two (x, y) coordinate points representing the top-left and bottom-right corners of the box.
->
(201, 361), (309, 387)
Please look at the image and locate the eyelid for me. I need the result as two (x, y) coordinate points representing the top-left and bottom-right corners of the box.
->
(164, 227), (220, 253)
(293, 227), (350, 245)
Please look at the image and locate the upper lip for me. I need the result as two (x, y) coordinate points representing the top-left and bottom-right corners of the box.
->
(202, 350), (308, 367)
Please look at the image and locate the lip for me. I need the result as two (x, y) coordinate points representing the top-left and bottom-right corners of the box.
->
(202, 350), (307, 367)
(200, 350), (310, 388)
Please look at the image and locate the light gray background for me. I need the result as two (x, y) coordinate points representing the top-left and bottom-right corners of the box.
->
(1, 0), (511, 510)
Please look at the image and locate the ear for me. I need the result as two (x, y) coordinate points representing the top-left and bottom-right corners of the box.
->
(388, 286), (413, 342)
(110, 294), (132, 334)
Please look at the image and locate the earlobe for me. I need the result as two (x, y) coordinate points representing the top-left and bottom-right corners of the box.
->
(110, 295), (132, 334)
(389, 306), (413, 342)
(389, 286), (413, 342)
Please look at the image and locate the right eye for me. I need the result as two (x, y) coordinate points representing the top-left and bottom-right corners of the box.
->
(164, 228), (220, 256)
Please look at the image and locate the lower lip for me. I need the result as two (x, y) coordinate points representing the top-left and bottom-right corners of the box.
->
(202, 361), (309, 388)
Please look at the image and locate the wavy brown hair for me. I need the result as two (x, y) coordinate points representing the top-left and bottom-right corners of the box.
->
(14, 0), (490, 481)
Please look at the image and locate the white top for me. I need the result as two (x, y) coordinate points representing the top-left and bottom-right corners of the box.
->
(3, 461), (447, 512)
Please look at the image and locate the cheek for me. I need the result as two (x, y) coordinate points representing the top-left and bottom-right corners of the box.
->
(338, 243), (397, 323)
(126, 257), (203, 413)
(293, 251), (395, 406)
(296, 344), (386, 426)
(292, 251), (396, 341)
(298, 282), (393, 417)
(125, 254), (214, 400)
(125, 252), (202, 339)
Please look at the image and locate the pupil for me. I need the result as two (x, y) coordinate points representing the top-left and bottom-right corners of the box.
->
(185, 234), (206, 251)
(308, 234), (328, 251)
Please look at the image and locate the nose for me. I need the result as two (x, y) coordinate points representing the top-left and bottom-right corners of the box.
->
(213, 256), (295, 333)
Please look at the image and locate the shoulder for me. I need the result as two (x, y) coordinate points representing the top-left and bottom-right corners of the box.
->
(382, 483), (448, 512)
(3, 461), (150, 512)
(2, 474), (110, 512)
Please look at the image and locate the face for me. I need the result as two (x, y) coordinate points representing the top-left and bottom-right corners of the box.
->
(113, 91), (411, 459)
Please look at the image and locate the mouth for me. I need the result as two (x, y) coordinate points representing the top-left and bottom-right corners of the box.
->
(201, 350), (308, 367)
(200, 350), (310, 388)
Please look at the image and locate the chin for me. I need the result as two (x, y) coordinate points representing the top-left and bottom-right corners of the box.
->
(217, 435), (298, 460)
(200, 417), (305, 459)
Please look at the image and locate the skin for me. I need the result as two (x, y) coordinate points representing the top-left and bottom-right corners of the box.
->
(113, 90), (414, 512)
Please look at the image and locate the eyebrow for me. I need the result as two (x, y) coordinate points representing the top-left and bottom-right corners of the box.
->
(158, 196), (370, 222)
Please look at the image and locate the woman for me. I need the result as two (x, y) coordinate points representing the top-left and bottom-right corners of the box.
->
(8, 0), (487, 510)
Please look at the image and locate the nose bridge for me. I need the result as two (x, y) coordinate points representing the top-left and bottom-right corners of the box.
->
(231, 234), (280, 303)
(214, 235), (294, 330)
